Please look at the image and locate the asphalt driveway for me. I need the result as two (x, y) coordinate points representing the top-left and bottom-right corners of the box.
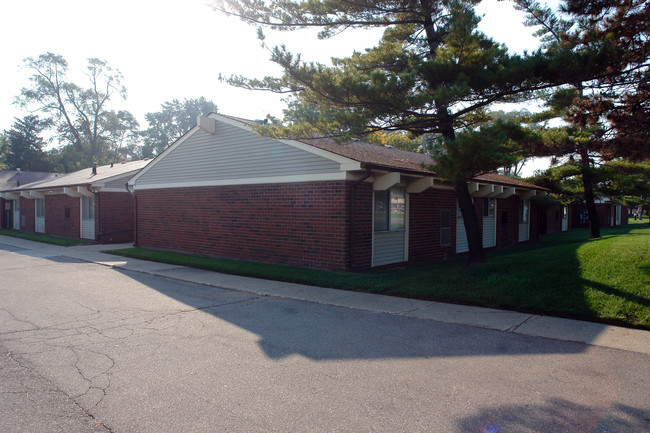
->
(1, 239), (649, 432)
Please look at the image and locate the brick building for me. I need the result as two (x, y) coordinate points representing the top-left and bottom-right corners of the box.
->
(129, 114), (547, 271)
(0, 161), (149, 243)
(1, 170), (57, 230)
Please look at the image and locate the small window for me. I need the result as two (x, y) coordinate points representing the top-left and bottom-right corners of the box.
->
(440, 209), (451, 246)
(484, 198), (495, 217)
(374, 187), (406, 232)
(520, 199), (530, 223)
(64, 207), (71, 219)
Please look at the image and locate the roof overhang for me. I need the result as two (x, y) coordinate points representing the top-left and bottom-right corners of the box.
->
(0, 192), (20, 200)
(64, 186), (95, 198)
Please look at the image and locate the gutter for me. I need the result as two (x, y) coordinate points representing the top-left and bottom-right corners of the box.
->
(349, 169), (372, 271)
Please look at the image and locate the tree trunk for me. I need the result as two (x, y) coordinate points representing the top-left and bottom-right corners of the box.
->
(455, 179), (486, 264)
(580, 148), (601, 238)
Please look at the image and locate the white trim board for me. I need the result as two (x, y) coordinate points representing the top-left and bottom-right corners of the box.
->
(132, 172), (352, 191)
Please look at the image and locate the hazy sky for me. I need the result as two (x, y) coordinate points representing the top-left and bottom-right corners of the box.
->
(0, 0), (559, 172)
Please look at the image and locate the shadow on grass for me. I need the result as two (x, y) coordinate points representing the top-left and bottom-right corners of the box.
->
(100, 224), (650, 329)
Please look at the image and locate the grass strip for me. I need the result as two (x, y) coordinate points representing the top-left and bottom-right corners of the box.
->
(0, 229), (88, 247)
(108, 222), (649, 329)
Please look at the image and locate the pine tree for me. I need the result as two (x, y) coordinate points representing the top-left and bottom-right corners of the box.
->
(213, 0), (606, 263)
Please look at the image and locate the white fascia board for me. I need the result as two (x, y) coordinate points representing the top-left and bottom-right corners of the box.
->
(472, 184), (494, 197)
(77, 186), (95, 197)
(467, 182), (480, 194)
(129, 125), (201, 186)
(407, 177), (434, 194)
(519, 190), (537, 200)
(486, 185), (504, 198)
(373, 172), (401, 191)
(29, 190), (45, 199)
(132, 171), (350, 191)
(496, 187), (516, 199)
(64, 187), (82, 197)
(99, 187), (130, 193)
(93, 169), (144, 188)
(2, 192), (20, 200)
(208, 113), (360, 170)
(20, 191), (33, 199)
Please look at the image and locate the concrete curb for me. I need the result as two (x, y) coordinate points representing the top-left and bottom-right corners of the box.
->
(2, 236), (649, 356)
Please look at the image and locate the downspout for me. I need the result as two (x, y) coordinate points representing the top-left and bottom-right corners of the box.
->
(87, 185), (99, 242)
(126, 181), (137, 246)
(349, 168), (372, 271)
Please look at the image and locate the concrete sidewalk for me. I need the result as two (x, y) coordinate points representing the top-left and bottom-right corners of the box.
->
(2, 235), (649, 355)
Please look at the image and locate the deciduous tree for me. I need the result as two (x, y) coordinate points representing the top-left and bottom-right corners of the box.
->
(15, 53), (137, 170)
(141, 97), (218, 157)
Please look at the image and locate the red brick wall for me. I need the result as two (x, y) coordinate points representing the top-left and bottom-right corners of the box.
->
(408, 189), (457, 263)
(45, 194), (81, 239)
(496, 196), (520, 248)
(350, 182), (373, 270)
(19, 197), (35, 233)
(97, 192), (135, 243)
(136, 182), (351, 270)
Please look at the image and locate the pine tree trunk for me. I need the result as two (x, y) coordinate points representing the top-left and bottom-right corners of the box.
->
(580, 148), (601, 238)
(455, 179), (486, 264)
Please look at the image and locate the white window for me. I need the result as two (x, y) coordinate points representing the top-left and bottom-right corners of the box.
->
(374, 187), (405, 232)
(440, 209), (451, 247)
(520, 199), (530, 223)
(484, 198), (496, 217)
(82, 196), (95, 220)
(36, 198), (45, 218)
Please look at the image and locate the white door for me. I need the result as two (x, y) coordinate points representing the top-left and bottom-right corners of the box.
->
(35, 198), (45, 233)
(483, 198), (496, 248)
(615, 205), (621, 226)
(456, 202), (468, 253)
(13, 199), (20, 230)
(518, 199), (530, 242)
(372, 188), (407, 266)
(561, 206), (568, 231)
(81, 196), (95, 240)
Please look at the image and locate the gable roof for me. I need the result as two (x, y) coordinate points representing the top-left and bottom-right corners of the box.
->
(0, 170), (58, 191)
(223, 115), (545, 191)
(131, 113), (545, 192)
(3, 160), (150, 192)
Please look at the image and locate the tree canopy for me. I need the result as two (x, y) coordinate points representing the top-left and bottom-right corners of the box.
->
(212, 0), (611, 263)
(15, 53), (138, 171)
(515, 0), (649, 237)
(2, 115), (55, 172)
(141, 97), (218, 157)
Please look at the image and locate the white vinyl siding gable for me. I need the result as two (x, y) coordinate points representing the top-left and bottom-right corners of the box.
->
(101, 172), (140, 190)
(135, 123), (342, 187)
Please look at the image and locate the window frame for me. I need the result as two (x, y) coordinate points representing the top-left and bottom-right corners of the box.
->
(519, 199), (530, 224)
(81, 196), (95, 220)
(440, 209), (451, 247)
(374, 187), (406, 232)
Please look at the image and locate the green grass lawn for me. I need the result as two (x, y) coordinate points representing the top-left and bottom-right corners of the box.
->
(0, 229), (88, 247)
(108, 220), (650, 330)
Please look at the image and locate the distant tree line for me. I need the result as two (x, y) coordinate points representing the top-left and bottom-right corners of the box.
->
(0, 53), (218, 173)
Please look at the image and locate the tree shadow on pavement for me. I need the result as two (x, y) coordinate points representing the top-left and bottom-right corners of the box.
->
(114, 268), (590, 361)
(458, 398), (650, 433)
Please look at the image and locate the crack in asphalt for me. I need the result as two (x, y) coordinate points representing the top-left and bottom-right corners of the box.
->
(1, 347), (113, 432)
